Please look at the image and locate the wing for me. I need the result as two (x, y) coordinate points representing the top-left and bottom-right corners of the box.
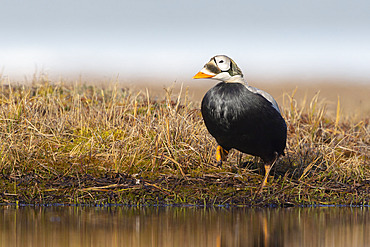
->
(245, 85), (281, 114)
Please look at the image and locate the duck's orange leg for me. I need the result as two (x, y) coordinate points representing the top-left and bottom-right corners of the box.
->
(216, 145), (229, 167)
(257, 152), (279, 194)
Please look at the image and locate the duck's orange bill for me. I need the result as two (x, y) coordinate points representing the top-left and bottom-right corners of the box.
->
(193, 71), (214, 79)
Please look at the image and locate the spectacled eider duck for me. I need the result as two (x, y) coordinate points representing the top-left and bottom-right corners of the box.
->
(193, 55), (287, 190)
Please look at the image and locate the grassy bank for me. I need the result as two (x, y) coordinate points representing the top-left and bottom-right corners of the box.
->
(0, 77), (369, 206)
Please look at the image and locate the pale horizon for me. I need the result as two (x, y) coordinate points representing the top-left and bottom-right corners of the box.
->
(2, 0), (370, 84)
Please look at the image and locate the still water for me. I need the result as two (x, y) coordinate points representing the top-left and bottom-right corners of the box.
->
(0, 205), (369, 247)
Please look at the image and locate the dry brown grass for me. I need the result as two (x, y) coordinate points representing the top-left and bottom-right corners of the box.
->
(0, 76), (369, 206)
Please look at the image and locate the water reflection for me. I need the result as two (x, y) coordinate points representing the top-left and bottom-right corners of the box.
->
(0, 206), (369, 247)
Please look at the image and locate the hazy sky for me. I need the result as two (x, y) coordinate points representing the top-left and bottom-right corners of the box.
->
(1, 0), (370, 82)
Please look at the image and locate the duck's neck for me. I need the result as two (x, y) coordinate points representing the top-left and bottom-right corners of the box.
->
(225, 75), (248, 85)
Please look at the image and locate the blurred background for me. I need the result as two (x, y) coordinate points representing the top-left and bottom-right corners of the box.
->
(1, 0), (370, 115)
(1, 0), (370, 82)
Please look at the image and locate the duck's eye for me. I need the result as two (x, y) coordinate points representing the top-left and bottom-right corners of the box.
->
(216, 57), (230, 71)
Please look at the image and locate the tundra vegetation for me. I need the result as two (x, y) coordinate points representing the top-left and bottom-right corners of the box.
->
(0, 76), (369, 206)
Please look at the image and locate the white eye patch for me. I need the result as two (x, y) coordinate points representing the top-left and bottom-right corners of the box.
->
(214, 56), (231, 71)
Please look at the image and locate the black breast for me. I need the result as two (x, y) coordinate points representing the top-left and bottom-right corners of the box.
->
(201, 82), (287, 163)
